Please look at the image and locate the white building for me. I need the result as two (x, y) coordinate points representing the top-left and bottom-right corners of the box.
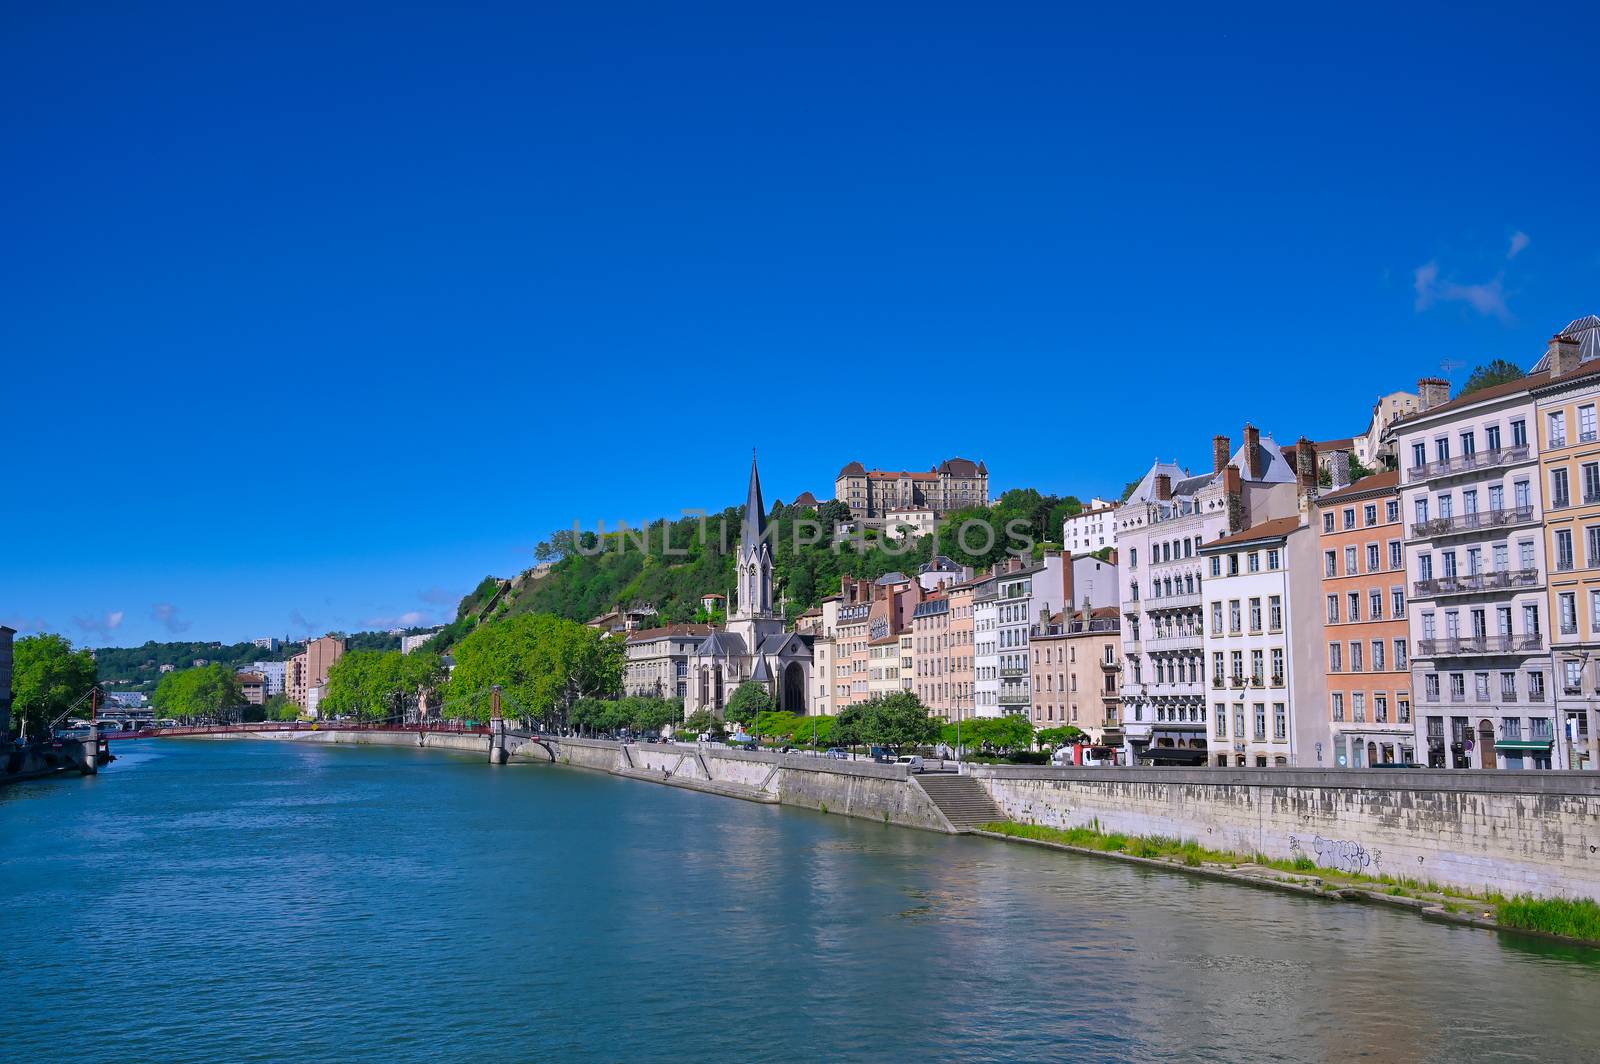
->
(400, 631), (441, 654)
(244, 661), (288, 697)
(1118, 426), (1301, 763)
(1199, 516), (1327, 767)
(884, 509), (937, 541)
(1357, 390), (1421, 470)
(972, 575), (1000, 717)
(1396, 375), (1559, 769)
(1062, 500), (1117, 556)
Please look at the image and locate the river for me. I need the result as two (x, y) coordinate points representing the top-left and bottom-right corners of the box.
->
(2, 739), (1597, 1063)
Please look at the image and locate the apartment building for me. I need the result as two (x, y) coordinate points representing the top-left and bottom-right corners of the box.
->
(1062, 500), (1117, 557)
(1395, 376), (1556, 769)
(1200, 510), (1326, 767)
(868, 636), (901, 697)
(287, 634), (346, 714)
(947, 581), (976, 722)
(242, 660), (287, 697)
(237, 672), (268, 706)
(830, 574), (921, 709)
(1315, 471), (1415, 767)
(1028, 607), (1122, 739)
(1532, 324), (1600, 770)
(623, 624), (712, 699)
(809, 597), (839, 717)
(1119, 425), (1300, 761)
(973, 574), (1000, 717)
(991, 554), (1082, 717)
(834, 458), (988, 523)
(910, 594), (953, 716)
(1029, 615), (1071, 727)
(1357, 390), (1421, 470)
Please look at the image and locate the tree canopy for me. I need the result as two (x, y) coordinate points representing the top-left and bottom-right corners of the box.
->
(1458, 359), (1525, 398)
(445, 613), (621, 726)
(152, 663), (246, 723)
(724, 681), (775, 725)
(942, 714), (1034, 752)
(321, 649), (446, 721)
(834, 692), (940, 751)
(10, 633), (98, 737)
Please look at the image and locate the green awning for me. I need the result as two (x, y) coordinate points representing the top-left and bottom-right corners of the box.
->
(1492, 739), (1552, 751)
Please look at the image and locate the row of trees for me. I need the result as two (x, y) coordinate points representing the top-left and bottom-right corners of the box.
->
(320, 649), (447, 721)
(570, 695), (681, 735)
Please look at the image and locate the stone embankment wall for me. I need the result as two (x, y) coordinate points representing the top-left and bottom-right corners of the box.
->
(970, 765), (1600, 899)
(210, 730), (952, 833)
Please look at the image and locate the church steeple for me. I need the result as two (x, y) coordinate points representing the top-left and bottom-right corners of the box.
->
(735, 451), (774, 621)
(742, 450), (766, 553)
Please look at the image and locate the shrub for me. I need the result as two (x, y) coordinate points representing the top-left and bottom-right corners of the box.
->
(1497, 896), (1600, 941)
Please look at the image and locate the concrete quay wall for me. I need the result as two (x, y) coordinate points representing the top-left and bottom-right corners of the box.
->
(970, 765), (1600, 899)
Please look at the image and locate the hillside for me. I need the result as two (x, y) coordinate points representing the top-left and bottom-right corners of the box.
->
(434, 488), (1082, 649)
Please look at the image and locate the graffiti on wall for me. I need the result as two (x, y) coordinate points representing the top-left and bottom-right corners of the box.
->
(1289, 834), (1383, 875)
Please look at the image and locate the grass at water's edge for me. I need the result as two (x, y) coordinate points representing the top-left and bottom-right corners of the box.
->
(1496, 896), (1600, 941)
(976, 821), (1600, 945)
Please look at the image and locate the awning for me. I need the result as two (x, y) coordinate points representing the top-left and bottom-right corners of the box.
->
(1491, 739), (1552, 752)
(1140, 746), (1209, 765)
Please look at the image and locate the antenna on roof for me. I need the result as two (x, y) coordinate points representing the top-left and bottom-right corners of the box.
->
(1439, 358), (1465, 381)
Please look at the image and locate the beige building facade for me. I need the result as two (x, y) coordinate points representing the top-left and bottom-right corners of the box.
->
(834, 458), (988, 523)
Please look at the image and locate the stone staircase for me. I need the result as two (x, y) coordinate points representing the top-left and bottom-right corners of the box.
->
(915, 773), (1008, 831)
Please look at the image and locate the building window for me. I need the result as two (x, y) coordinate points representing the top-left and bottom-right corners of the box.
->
(1386, 500), (1399, 523)
(1268, 595), (1282, 631)
(1253, 704), (1267, 740)
(1353, 693), (1367, 722)
(1327, 595), (1339, 624)
(1557, 530), (1575, 573)
(1343, 508), (1356, 530)
(1331, 692), (1345, 721)
(1552, 468), (1571, 509)
(1375, 694), (1388, 722)
(1323, 512), (1335, 533)
(1273, 703), (1286, 740)
(1395, 638), (1407, 670)
(1329, 643), (1342, 672)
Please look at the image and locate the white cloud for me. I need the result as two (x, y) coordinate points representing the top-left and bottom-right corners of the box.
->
(73, 610), (125, 639)
(363, 610), (432, 630)
(1413, 261), (1511, 322)
(150, 602), (192, 634)
(1508, 231), (1530, 259)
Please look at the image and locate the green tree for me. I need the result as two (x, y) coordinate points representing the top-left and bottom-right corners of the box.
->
(1036, 725), (1087, 748)
(152, 663), (245, 724)
(859, 691), (940, 751)
(1459, 358), (1525, 398)
(446, 613), (621, 727)
(942, 714), (1033, 753)
(10, 633), (98, 738)
(681, 708), (726, 741)
(724, 681), (775, 726)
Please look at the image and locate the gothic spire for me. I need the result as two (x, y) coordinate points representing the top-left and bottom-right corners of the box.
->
(742, 450), (766, 551)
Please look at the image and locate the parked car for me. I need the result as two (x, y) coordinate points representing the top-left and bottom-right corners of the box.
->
(824, 748), (849, 760)
(893, 754), (925, 773)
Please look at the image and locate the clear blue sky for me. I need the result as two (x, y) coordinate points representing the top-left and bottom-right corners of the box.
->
(3, 3), (1597, 647)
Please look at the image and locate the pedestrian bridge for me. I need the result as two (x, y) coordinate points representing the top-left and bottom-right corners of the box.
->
(113, 721), (562, 761)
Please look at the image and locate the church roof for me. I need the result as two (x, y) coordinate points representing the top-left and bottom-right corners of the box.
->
(750, 657), (773, 682)
(1529, 315), (1600, 372)
(696, 631), (747, 658)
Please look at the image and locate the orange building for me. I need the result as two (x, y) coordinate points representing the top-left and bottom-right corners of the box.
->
(1316, 471), (1415, 766)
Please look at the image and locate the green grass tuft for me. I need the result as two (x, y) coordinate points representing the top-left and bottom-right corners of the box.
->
(1497, 896), (1600, 941)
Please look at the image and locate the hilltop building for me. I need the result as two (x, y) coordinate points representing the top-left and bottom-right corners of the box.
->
(834, 458), (988, 524)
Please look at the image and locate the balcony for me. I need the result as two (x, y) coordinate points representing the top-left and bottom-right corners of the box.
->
(1121, 638), (1142, 655)
(1412, 568), (1540, 598)
(1416, 633), (1546, 657)
(1406, 445), (1530, 484)
(1145, 633), (1203, 653)
(998, 665), (1027, 678)
(1146, 591), (1202, 611)
(998, 691), (1031, 706)
(1409, 505), (1536, 540)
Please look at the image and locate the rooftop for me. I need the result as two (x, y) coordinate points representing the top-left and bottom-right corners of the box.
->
(1201, 515), (1304, 550)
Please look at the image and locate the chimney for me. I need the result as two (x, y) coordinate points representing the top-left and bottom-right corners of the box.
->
(1295, 437), (1318, 494)
(1328, 450), (1352, 491)
(1224, 464), (1244, 533)
(1061, 554), (1075, 614)
(1154, 473), (1172, 501)
(1548, 333), (1582, 378)
(1418, 377), (1449, 411)
(1243, 423), (1262, 480)
(1213, 435), (1231, 474)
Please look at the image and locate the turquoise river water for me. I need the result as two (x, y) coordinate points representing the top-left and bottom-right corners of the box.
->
(2, 739), (1598, 1063)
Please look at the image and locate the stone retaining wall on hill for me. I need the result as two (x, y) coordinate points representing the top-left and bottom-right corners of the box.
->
(969, 765), (1600, 899)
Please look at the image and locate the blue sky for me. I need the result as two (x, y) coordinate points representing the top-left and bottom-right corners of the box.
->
(3, 3), (1597, 647)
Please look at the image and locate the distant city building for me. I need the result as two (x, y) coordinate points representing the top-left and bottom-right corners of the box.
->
(1062, 500), (1117, 556)
(237, 672), (268, 706)
(400, 631), (441, 655)
(834, 457), (988, 525)
(287, 635), (346, 716)
(192, 659), (209, 668)
(103, 690), (148, 709)
(159, 663), (176, 674)
(586, 606), (658, 637)
(252, 637), (282, 652)
(883, 508), (936, 541)
(243, 661), (287, 697)
(1357, 390), (1420, 470)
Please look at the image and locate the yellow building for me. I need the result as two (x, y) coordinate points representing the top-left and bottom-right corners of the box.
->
(1533, 324), (1600, 770)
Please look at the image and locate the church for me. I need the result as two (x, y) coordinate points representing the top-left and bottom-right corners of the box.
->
(682, 456), (814, 718)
